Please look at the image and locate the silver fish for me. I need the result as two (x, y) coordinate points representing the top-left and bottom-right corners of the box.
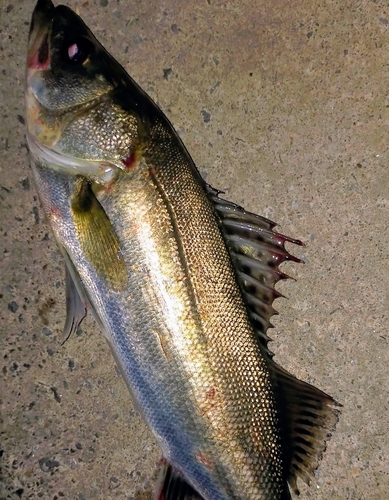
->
(25, 1), (340, 499)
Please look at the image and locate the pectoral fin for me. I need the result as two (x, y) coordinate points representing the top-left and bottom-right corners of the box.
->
(70, 177), (128, 292)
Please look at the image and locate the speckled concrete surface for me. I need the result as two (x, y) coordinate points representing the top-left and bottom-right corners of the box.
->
(1, 0), (388, 499)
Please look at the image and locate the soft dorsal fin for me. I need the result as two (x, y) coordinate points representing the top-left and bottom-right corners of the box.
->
(206, 185), (303, 357)
(154, 461), (204, 500)
(270, 363), (341, 494)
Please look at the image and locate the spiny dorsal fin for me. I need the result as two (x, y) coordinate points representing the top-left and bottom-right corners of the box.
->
(206, 185), (303, 357)
(270, 363), (341, 494)
(154, 461), (204, 500)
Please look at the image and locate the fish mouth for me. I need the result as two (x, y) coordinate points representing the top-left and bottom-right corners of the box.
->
(27, 0), (55, 70)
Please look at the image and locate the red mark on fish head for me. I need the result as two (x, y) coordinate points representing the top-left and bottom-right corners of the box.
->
(121, 150), (137, 171)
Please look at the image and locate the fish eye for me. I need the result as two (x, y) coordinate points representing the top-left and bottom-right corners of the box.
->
(65, 37), (93, 65)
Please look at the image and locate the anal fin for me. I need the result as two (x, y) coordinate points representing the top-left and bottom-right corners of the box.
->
(155, 460), (204, 500)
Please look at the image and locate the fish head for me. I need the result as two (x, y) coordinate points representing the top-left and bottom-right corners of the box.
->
(26, 0), (142, 183)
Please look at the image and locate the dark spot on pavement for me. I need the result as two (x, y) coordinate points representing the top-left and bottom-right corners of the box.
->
(51, 387), (61, 403)
(20, 178), (30, 190)
(42, 327), (53, 336)
(8, 301), (19, 313)
(39, 457), (60, 472)
(201, 110), (211, 123)
(32, 206), (40, 224)
(163, 68), (172, 80)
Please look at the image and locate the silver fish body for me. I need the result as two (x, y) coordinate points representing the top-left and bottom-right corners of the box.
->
(31, 143), (283, 500)
(26, 2), (340, 499)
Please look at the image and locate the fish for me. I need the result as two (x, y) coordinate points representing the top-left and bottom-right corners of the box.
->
(25, 1), (340, 499)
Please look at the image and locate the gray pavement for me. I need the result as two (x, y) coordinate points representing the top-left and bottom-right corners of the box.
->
(1, 0), (388, 498)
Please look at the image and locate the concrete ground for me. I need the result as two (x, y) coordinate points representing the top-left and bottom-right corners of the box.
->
(1, 0), (388, 498)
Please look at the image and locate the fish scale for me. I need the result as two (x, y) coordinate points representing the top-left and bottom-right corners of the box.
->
(25, 1), (340, 499)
